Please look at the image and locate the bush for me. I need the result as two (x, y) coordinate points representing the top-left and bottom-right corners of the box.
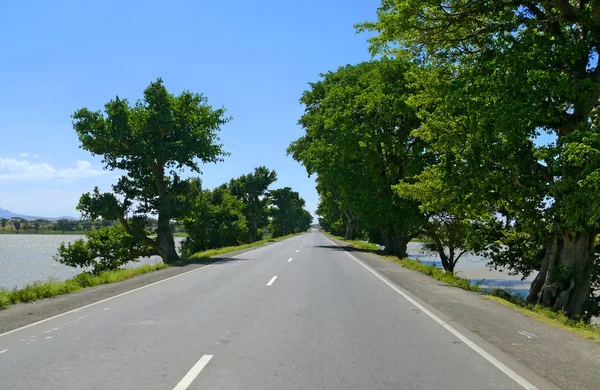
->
(54, 225), (154, 274)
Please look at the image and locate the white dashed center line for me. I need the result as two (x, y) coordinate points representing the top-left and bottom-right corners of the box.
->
(288, 258), (293, 262)
(172, 354), (213, 390)
(266, 276), (278, 286)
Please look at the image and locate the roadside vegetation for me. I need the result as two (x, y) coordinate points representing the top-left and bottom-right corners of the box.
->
(328, 233), (600, 343)
(289, 2), (600, 322)
(53, 80), (311, 275)
(0, 264), (167, 310)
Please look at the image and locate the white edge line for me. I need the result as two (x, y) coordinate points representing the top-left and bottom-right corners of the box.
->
(321, 234), (538, 390)
(0, 244), (269, 338)
(288, 258), (293, 262)
(266, 276), (278, 286)
(172, 354), (213, 390)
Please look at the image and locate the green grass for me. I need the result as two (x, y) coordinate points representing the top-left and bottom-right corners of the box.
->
(0, 232), (303, 311)
(0, 263), (167, 310)
(391, 257), (482, 292)
(326, 231), (600, 342)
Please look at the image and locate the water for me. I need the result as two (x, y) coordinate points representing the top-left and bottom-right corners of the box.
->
(406, 242), (535, 297)
(0, 235), (183, 290)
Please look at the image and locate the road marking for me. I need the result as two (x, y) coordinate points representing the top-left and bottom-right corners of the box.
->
(0, 349), (7, 354)
(300, 245), (303, 247)
(172, 354), (213, 390)
(266, 276), (278, 286)
(0, 244), (271, 338)
(288, 258), (293, 262)
(322, 235), (539, 390)
(296, 249), (299, 253)
(518, 330), (535, 339)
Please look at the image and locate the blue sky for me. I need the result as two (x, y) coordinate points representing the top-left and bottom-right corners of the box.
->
(0, 0), (379, 218)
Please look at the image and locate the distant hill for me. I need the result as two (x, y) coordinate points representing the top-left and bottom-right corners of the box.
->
(0, 208), (78, 221)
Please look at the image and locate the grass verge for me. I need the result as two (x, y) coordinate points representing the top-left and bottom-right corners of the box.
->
(0, 263), (167, 310)
(327, 232), (600, 342)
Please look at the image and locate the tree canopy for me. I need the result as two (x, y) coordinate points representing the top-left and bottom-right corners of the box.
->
(357, 0), (600, 317)
(58, 79), (230, 265)
(288, 58), (427, 257)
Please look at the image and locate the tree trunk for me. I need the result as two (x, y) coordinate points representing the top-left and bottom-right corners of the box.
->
(156, 217), (180, 264)
(382, 229), (408, 258)
(252, 220), (258, 242)
(527, 226), (595, 318)
(345, 219), (356, 240)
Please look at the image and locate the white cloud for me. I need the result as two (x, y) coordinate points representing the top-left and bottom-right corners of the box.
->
(20, 153), (38, 158)
(0, 158), (105, 182)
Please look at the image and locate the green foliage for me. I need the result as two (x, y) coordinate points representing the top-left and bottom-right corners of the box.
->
(229, 166), (277, 241)
(0, 264), (166, 310)
(182, 179), (249, 255)
(358, 0), (600, 318)
(54, 225), (155, 274)
(288, 58), (427, 256)
(268, 187), (312, 237)
(71, 79), (230, 264)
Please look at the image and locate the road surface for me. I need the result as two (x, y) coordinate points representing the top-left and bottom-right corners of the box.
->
(0, 233), (554, 389)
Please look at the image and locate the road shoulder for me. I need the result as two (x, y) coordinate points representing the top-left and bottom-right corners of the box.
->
(327, 236), (600, 390)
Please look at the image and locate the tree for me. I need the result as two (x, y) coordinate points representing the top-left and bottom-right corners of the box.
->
(288, 59), (427, 257)
(229, 166), (277, 241)
(1, 218), (7, 230)
(358, 1), (600, 317)
(395, 165), (490, 273)
(269, 187), (312, 237)
(182, 179), (248, 254)
(33, 222), (40, 234)
(54, 219), (73, 234)
(70, 79), (229, 265)
(12, 218), (21, 234)
(315, 180), (357, 239)
(55, 225), (154, 274)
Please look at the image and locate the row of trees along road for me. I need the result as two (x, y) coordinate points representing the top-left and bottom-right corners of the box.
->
(55, 79), (311, 274)
(289, 1), (600, 320)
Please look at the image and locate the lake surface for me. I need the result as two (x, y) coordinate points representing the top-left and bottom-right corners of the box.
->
(406, 242), (535, 297)
(0, 235), (183, 290)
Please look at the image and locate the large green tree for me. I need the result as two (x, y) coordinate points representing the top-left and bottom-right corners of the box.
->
(359, 1), (600, 317)
(229, 166), (277, 241)
(269, 187), (313, 237)
(182, 179), (248, 254)
(69, 79), (229, 264)
(288, 59), (427, 257)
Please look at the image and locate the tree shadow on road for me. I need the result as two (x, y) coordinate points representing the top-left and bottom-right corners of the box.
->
(315, 245), (379, 255)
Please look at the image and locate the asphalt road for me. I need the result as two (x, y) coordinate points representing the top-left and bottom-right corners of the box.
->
(0, 233), (556, 389)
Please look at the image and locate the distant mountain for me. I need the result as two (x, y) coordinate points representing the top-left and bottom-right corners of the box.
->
(0, 208), (78, 221)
